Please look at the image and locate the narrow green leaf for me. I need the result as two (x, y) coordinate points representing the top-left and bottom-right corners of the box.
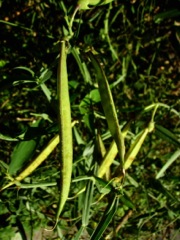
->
(120, 194), (135, 209)
(71, 47), (92, 84)
(83, 114), (95, 133)
(73, 126), (85, 145)
(155, 124), (180, 147)
(96, 133), (106, 159)
(8, 120), (42, 175)
(0, 20), (32, 31)
(40, 83), (52, 102)
(149, 179), (180, 203)
(0, 133), (19, 141)
(13, 80), (35, 86)
(90, 194), (119, 240)
(154, 9), (180, 23)
(94, 176), (114, 194)
(0, 160), (9, 171)
(82, 180), (94, 226)
(156, 149), (180, 179)
(73, 226), (86, 240)
(14, 66), (35, 77)
(39, 69), (52, 84)
(143, 103), (179, 117)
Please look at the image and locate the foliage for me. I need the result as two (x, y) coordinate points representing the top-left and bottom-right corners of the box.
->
(0, 0), (180, 239)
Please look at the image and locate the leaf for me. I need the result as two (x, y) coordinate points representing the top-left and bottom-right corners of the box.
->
(154, 9), (180, 24)
(79, 89), (101, 115)
(0, 134), (59, 191)
(90, 89), (101, 103)
(0, 59), (9, 68)
(96, 133), (106, 159)
(38, 68), (52, 84)
(83, 114), (95, 133)
(73, 226), (86, 240)
(13, 80), (35, 86)
(40, 83), (52, 102)
(120, 194), (135, 209)
(82, 180), (94, 226)
(8, 139), (38, 176)
(149, 178), (179, 203)
(73, 126), (85, 145)
(0, 124), (45, 142)
(156, 149), (180, 179)
(155, 124), (180, 147)
(71, 47), (92, 84)
(0, 133), (19, 141)
(90, 194), (119, 240)
(37, 69), (52, 101)
(79, 96), (91, 114)
(14, 66), (35, 77)
(8, 120), (44, 175)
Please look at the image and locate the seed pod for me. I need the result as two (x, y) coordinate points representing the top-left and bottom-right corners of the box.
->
(78, 0), (115, 10)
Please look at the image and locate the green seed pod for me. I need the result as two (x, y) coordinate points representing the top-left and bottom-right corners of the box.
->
(78, 0), (114, 10)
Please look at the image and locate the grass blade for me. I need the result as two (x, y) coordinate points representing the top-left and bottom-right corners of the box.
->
(71, 47), (92, 84)
(90, 194), (119, 240)
(82, 179), (95, 226)
(156, 149), (180, 179)
(73, 226), (86, 240)
(155, 124), (180, 147)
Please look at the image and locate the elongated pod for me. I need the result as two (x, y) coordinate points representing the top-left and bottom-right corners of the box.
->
(78, 0), (115, 10)
(55, 40), (73, 225)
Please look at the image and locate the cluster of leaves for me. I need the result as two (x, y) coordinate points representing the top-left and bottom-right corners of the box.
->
(0, 0), (180, 239)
